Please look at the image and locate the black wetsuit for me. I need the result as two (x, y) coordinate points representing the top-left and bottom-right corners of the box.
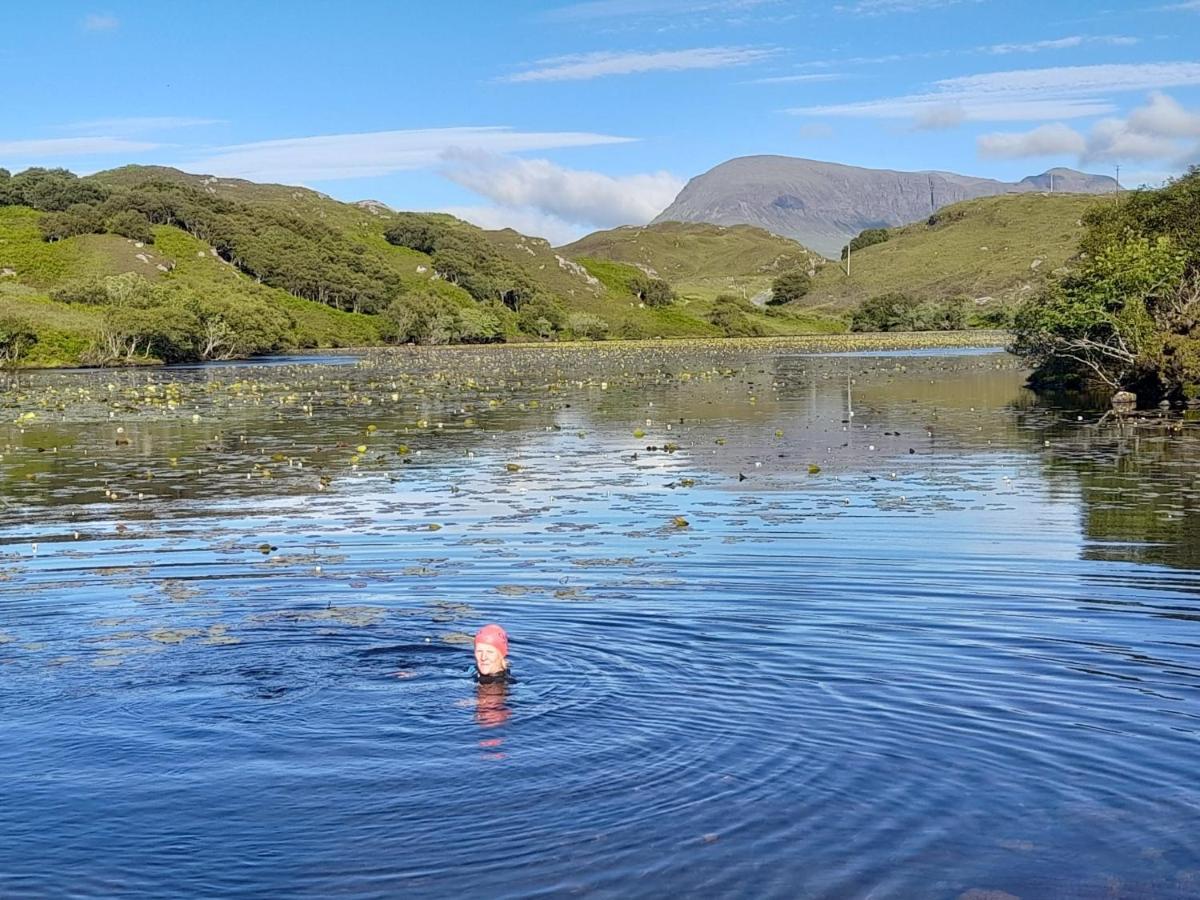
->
(475, 668), (516, 685)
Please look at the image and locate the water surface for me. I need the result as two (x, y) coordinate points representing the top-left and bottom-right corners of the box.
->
(2, 344), (1198, 898)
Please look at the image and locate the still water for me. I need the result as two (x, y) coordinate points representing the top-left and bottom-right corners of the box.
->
(2, 342), (1198, 898)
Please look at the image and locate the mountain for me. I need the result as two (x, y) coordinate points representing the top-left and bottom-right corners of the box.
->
(559, 221), (823, 302)
(796, 192), (1103, 314)
(652, 156), (1117, 258)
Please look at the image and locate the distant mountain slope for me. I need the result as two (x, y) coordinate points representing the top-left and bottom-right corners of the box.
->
(653, 156), (1117, 258)
(559, 221), (821, 302)
(796, 192), (1103, 313)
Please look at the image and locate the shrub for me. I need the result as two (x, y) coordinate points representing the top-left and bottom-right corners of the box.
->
(106, 210), (155, 244)
(769, 268), (811, 305)
(851, 292), (920, 332)
(39, 204), (103, 241)
(708, 294), (764, 337)
(629, 273), (676, 307)
(51, 278), (110, 305)
(0, 315), (38, 367)
(517, 295), (566, 339)
(841, 227), (889, 259)
(566, 312), (610, 341)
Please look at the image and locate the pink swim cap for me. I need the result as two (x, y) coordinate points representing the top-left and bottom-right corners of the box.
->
(474, 624), (509, 657)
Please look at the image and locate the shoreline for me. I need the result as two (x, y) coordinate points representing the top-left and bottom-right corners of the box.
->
(2, 329), (1012, 374)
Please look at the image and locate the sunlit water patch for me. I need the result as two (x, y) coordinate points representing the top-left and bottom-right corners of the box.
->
(2, 345), (1199, 898)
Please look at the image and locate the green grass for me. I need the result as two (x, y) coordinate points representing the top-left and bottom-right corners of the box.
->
(801, 193), (1104, 313)
(563, 221), (820, 307)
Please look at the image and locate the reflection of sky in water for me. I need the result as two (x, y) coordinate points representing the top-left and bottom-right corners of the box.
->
(1, 347), (1199, 898)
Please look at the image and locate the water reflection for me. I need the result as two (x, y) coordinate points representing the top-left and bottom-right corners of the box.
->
(2, 346), (1199, 897)
(475, 680), (513, 731)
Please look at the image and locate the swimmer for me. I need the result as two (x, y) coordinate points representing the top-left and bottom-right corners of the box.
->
(474, 623), (513, 683)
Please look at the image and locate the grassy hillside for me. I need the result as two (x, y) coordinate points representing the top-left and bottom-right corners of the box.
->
(0, 165), (850, 367)
(799, 193), (1105, 315)
(560, 221), (821, 303)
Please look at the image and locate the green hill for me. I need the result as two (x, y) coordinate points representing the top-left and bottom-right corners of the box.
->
(798, 193), (1105, 316)
(560, 221), (821, 302)
(0, 165), (835, 367)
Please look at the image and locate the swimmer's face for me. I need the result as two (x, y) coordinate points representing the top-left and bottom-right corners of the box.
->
(474, 642), (506, 675)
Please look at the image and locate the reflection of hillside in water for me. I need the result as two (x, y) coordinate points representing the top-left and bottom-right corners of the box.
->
(577, 352), (1034, 482)
(1034, 416), (1200, 571)
(7, 347), (1199, 575)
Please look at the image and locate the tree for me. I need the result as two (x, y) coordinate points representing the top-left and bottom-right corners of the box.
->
(708, 294), (764, 337)
(106, 210), (155, 244)
(1012, 233), (1192, 393)
(39, 204), (103, 241)
(384, 214), (441, 254)
(770, 269), (811, 305)
(841, 228), (890, 260)
(629, 273), (676, 307)
(566, 312), (610, 341)
(0, 315), (37, 367)
(517, 295), (566, 340)
(850, 292), (920, 332)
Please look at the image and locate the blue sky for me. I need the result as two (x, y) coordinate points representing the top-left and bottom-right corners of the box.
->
(3, 1), (1199, 243)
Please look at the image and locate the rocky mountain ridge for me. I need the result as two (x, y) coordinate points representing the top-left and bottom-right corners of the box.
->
(652, 156), (1117, 258)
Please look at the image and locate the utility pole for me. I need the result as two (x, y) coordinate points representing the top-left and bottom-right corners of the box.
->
(1115, 164), (1121, 207)
(844, 242), (851, 276)
(1049, 171), (1054, 193)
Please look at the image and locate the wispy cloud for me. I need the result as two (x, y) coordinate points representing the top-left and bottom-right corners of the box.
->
(0, 136), (159, 158)
(440, 150), (683, 227)
(976, 92), (1200, 166)
(544, 0), (777, 22)
(502, 46), (774, 83)
(439, 205), (588, 247)
(745, 73), (845, 85)
(82, 12), (119, 31)
(63, 116), (225, 134)
(790, 62), (1200, 123)
(985, 35), (1138, 55)
(912, 102), (968, 130)
(977, 123), (1087, 159)
(834, 0), (973, 14)
(179, 126), (637, 182)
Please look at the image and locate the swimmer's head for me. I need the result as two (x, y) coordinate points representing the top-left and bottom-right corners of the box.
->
(474, 624), (509, 675)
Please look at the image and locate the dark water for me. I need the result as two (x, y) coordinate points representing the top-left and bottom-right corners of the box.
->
(2, 344), (1199, 899)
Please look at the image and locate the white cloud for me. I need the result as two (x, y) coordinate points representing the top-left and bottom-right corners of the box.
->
(179, 126), (636, 182)
(1160, 1), (1200, 9)
(440, 151), (684, 228)
(1126, 91), (1200, 137)
(82, 13), (119, 31)
(977, 123), (1087, 159)
(439, 205), (589, 246)
(974, 92), (1200, 166)
(795, 97), (1114, 122)
(0, 136), (159, 157)
(985, 35), (1138, 55)
(64, 116), (225, 134)
(746, 73), (844, 84)
(935, 62), (1200, 97)
(912, 102), (968, 130)
(502, 46), (774, 83)
(790, 62), (1200, 124)
(1085, 118), (1188, 162)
